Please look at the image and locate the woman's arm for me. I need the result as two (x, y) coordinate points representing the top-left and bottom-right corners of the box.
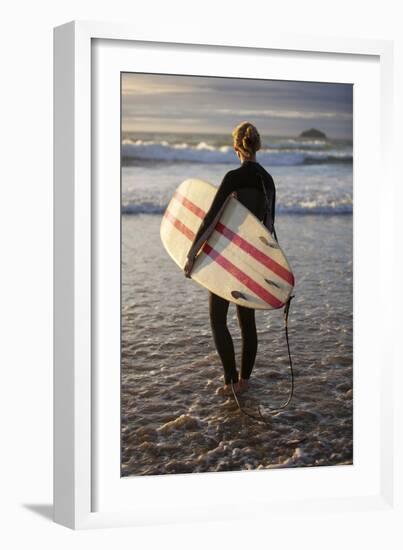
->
(271, 185), (278, 242)
(184, 193), (234, 277)
(184, 174), (234, 277)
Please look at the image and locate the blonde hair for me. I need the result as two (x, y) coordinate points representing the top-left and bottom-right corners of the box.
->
(232, 121), (261, 159)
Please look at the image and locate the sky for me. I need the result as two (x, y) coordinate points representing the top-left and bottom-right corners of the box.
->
(122, 73), (353, 139)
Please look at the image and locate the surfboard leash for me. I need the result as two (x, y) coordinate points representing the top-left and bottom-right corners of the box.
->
(231, 295), (295, 424)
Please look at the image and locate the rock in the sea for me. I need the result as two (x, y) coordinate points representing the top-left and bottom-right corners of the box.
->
(299, 128), (327, 139)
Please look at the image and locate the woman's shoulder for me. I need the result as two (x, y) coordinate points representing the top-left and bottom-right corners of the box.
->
(249, 163), (274, 190)
(219, 167), (241, 187)
(224, 166), (242, 178)
(221, 162), (274, 188)
(256, 162), (274, 179)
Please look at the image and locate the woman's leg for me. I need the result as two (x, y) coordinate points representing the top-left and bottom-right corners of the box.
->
(236, 305), (258, 381)
(209, 292), (239, 384)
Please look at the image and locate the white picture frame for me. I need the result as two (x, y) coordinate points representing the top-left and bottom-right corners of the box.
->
(54, 20), (398, 530)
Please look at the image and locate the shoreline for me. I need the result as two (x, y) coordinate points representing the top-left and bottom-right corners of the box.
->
(121, 214), (353, 476)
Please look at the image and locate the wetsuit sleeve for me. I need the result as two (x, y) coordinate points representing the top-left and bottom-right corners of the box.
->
(187, 173), (235, 259)
(262, 175), (278, 241)
(271, 185), (278, 242)
(271, 184), (276, 226)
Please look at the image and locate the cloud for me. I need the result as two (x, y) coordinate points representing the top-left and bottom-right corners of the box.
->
(122, 73), (222, 96)
(121, 73), (353, 138)
(122, 81), (196, 96)
(215, 108), (353, 120)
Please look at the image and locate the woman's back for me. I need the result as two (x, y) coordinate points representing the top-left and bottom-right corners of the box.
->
(224, 160), (276, 233)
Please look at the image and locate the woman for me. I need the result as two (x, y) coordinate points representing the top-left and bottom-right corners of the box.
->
(184, 122), (277, 395)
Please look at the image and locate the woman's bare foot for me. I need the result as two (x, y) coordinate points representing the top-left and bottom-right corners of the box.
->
(216, 382), (241, 396)
(238, 378), (249, 393)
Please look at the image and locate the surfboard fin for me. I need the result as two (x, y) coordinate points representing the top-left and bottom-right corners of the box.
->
(264, 278), (281, 289)
(259, 236), (279, 248)
(231, 290), (247, 300)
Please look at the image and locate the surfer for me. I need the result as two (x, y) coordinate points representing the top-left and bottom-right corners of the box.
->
(184, 122), (277, 396)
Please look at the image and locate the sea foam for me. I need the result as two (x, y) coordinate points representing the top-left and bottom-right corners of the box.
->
(121, 139), (352, 166)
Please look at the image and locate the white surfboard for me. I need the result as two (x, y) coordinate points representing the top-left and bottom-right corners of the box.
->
(160, 178), (295, 310)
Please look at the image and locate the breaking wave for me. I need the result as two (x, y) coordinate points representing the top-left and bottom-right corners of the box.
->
(122, 139), (352, 166)
(121, 201), (352, 216)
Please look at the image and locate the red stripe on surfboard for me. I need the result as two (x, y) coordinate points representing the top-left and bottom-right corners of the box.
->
(164, 208), (284, 308)
(164, 209), (195, 241)
(202, 244), (284, 308)
(215, 222), (295, 286)
(173, 190), (205, 219)
(173, 190), (294, 286)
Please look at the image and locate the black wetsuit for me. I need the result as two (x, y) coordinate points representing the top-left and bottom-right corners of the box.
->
(189, 160), (277, 384)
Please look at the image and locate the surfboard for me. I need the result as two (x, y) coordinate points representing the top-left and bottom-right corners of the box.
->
(160, 178), (295, 310)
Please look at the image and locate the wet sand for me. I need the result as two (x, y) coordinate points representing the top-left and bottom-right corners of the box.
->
(121, 213), (353, 476)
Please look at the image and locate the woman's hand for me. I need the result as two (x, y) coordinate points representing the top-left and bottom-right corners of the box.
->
(184, 255), (195, 278)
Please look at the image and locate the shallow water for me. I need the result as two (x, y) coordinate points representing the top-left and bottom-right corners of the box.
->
(121, 213), (353, 476)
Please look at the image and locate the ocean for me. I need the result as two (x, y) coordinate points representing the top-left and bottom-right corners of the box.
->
(121, 132), (353, 476)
